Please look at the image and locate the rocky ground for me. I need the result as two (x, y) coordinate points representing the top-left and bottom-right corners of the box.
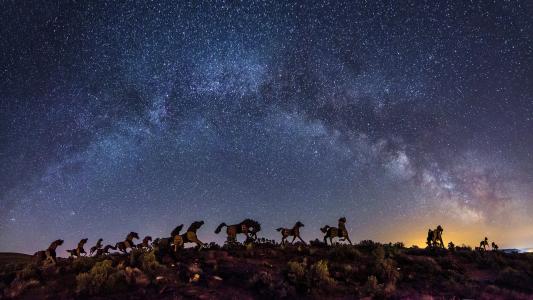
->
(1, 241), (533, 299)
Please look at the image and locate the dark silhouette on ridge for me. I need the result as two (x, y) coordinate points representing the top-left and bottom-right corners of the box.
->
(66, 238), (88, 258)
(426, 225), (444, 248)
(321, 217), (352, 245)
(115, 232), (139, 253)
(89, 238), (103, 256)
(277, 221), (306, 245)
(34, 239), (64, 265)
(215, 219), (261, 243)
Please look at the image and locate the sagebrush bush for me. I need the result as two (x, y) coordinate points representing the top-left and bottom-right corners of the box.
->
(72, 256), (96, 273)
(372, 245), (386, 261)
(310, 260), (335, 288)
(17, 264), (40, 281)
(287, 261), (306, 280)
(139, 250), (165, 278)
(363, 275), (384, 297)
(495, 267), (533, 292)
(327, 245), (361, 261)
(376, 258), (399, 286)
(76, 259), (129, 295)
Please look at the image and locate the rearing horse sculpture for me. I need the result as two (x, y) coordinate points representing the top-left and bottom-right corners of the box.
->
(34, 239), (64, 265)
(115, 232), (139, 253)
(321, 217), (352, 245)
(174, 221), (205, 249)
(67, 238), (88, 258)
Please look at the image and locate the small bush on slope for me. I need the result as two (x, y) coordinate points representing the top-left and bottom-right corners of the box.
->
(76, 259), (129, 295)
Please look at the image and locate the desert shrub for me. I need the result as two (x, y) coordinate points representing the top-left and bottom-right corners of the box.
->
(17, 264), (40, 281)
(310, 260), (335, 288)
(359, 240), (381, 252)
(392, 242), (404, 248)
(363, 275), (384, 297)
(287, 260), (306, 279)
(72, 256), (97, 273)
(139, 250), (165, 278)
(327, 245), (362, 261)
(495, 267), (533, 292)
(76, 259), (130, 295)
(376, 258), (399, 286)
(372, 245), (386, 260)
(250, 271), (288, 298)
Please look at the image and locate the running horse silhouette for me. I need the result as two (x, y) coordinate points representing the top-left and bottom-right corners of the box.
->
(115, 232), (139, 253)
(152, 224), (184, 262)
(138, 236), (153, 250)
(95, 244), (116, 256)
(174, 221), (205, 249)
(89, 238), (103, 256)
(321, 217), (352, 245)
(34, 239), (64, 265)
(67, 238), (88, 258)
(426, 225), (445, 248)
(215, 219), (261, 243)
(277, 221), (306, 245)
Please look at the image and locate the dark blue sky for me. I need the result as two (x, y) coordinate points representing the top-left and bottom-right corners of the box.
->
(1, 1), (532, 253)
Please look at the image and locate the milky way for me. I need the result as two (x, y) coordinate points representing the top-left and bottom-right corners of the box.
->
(1, 1), (532, 253)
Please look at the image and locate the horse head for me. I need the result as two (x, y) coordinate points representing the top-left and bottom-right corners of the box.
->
(189, 221), (205, 231)
(80, 238), (88, 244)
(295, 221), (304, 228)
(171, 224), (184, 237)
(339, 217), (347, 223)
(128, 232), (140, 240)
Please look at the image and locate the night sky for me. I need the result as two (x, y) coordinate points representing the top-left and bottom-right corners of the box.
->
(1, 1), (532, 254)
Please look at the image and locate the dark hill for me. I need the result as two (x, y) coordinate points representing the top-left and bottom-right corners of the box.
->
(1, 242), (533, 299)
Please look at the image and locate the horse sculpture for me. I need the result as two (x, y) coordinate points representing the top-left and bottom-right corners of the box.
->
(215, 219), (261, 243)
(492, 241), (499, 251)
(67, 238), (88, 258)
(426, 225), (444, 248)
(89, 238), (103, 256)
(479, 237), (489, 251)
(95, 244), (116, 256)
(321, 217), (352, 245)
(115, 232), (139, 253)
(152, 224), (184, 263)
(34, 239), (64, 265)
(277, 221), (306, 245)
(138, 236), (153, 250)
(177, 221), (205, 249)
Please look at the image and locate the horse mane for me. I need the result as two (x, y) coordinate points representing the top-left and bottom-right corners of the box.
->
(187, 221), (204, 231)
(171, 224), (184, 237)
(243, 219), (261, 231)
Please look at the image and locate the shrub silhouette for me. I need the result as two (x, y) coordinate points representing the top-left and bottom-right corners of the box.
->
(17, 264), (40, 281)
(327, 245), (361, 261)
(310, 260), (335, 289)
(76, 259), (128, 295)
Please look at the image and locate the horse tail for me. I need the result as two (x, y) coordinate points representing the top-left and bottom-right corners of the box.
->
(215, 223), (227, 234)
(276, 228), (283, 232)
(320, 226), (330, 233)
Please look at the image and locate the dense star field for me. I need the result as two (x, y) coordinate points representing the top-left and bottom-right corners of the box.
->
(0, 1), (532, 254)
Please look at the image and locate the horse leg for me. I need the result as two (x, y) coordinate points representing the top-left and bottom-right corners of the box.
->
(291, 236), (297, 244)
(298, 235), (306, 245)
(345, 236), (353, 245)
